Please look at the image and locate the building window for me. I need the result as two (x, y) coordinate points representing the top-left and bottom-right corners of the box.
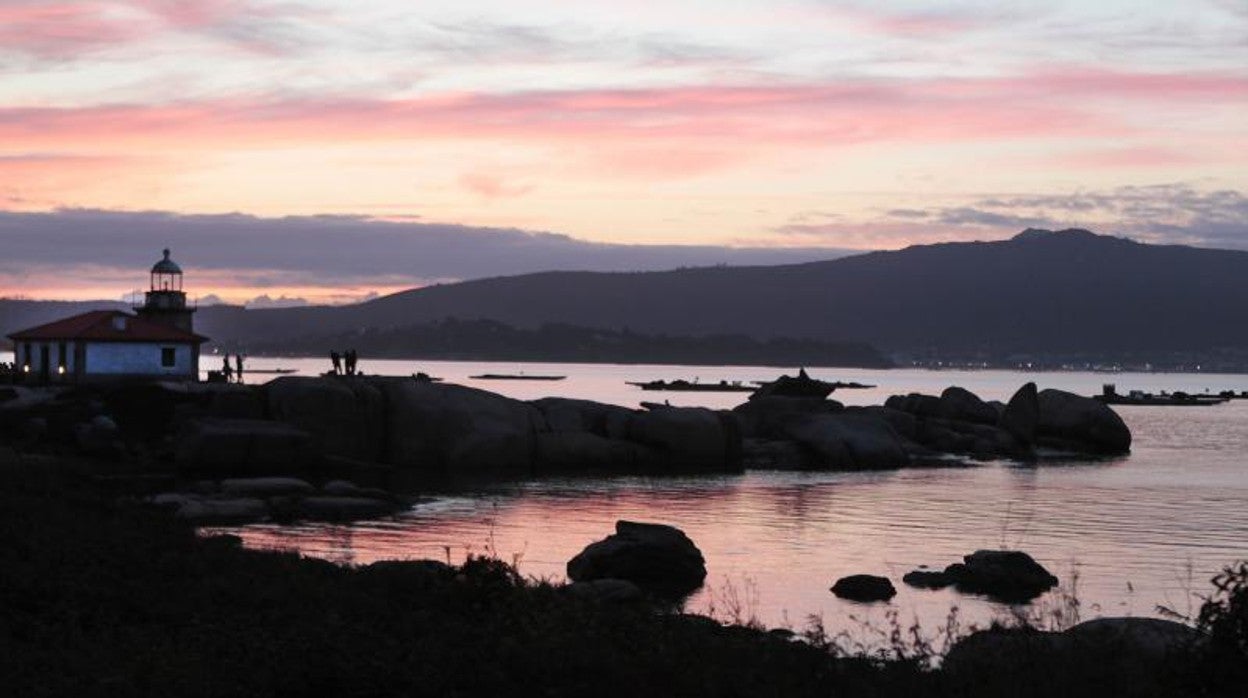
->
(161, 347), (177, 368)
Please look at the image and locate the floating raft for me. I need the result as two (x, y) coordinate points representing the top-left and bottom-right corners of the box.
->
(1095, 393), (1228, 406)
(471, 374), (566, 381)
(627, 379), (755, 392)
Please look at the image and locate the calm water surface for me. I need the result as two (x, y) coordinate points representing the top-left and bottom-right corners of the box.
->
(12, 350), (1241, 638)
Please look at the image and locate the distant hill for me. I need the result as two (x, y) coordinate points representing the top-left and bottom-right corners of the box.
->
(242, 317), (891, 368)
(8, 229), (1248, 366)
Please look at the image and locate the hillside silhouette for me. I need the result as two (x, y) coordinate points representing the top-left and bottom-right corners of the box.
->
(7, 229), (1248, 364)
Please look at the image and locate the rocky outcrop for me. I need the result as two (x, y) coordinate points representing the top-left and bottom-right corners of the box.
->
(830, 574), (897, 602)
(1036, 389), (1131, 455)
(567, 520), (707, 598)
(881, 384), (1130, 461)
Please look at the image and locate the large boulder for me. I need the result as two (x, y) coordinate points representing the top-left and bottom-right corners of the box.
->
(379, 380), (546, 478)
(779, 411), (908, 470)
(266, 377), (386, 461)
(174, 418), (314, 475)
(830, 574), (897, 602)
(943, 550), (1059, 603)
(1036, 389), (1131, 455)
(567, 520), (707, 598)
(937, 387), (999, 425)
(625, 406), (741, 471)
(999, 382), (1040, 445)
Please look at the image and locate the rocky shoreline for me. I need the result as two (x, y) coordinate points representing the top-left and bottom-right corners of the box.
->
(0, 372), (1132, 525)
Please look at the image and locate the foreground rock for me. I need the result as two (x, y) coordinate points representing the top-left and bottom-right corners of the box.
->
(567, 520), (707, 598)
(944, 618), (1202, 696)
(942, 550), (1059, 603)
(830, 574), (897, 602)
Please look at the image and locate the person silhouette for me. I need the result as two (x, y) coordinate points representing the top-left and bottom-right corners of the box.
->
(234, 354), (244, 384)
(330, 350), (342, 375)
(345, 349), (357, 376)
(222, 355), (233, 383)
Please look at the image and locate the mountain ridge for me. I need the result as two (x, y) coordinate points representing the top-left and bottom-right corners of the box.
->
(6, 229), (1248, 365)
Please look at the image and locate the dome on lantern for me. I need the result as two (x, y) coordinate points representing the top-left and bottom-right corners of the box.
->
(151, 248), (182, 275)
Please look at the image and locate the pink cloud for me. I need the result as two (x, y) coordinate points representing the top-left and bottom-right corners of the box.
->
(0, 69), (1242, 180)
(458, 173), (534, 199)
(0, 3), (151, 59)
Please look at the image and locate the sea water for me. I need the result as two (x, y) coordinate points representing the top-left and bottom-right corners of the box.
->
(198, 357), (1248, 640)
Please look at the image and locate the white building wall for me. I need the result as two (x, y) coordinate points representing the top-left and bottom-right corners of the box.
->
(19, 341), (74, 379)
(84, 342), (194, 376)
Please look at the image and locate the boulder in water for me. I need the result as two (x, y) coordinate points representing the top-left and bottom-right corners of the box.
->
(566, 520), (707, 598)
(1036, 389), (1131, 455)
(943, 550), (1059, 602)
(830, 574), (897, 602)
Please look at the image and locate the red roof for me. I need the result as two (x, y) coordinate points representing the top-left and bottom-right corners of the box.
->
(7, 310), (207, 344)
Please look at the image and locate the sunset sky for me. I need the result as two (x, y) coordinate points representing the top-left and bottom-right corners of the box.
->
(1, 0), (1245, 304)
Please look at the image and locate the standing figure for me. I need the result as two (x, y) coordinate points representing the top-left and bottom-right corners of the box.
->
(222, 355), (234, 383)
(330, 350), (342, 375)
(234, 354), (245, 384)
(346, 349), (357, 376)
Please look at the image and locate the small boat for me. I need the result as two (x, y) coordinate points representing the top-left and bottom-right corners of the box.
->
(412, 372), (443, 382)
(627, 379), (755, 392)
(470, 373), (566, 381)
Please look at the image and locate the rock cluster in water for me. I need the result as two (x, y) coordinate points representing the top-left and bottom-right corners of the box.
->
(739, 380), (1131, 471)
(903, 550), (1060, 603)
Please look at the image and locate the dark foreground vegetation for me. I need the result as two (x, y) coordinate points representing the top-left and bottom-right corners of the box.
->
(1, 453), (1246, 697)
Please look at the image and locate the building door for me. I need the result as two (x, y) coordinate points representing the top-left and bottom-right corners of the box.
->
(39, 345), (49, 382)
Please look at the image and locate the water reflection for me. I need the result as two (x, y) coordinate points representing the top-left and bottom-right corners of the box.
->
(198, 362), (1248, 642)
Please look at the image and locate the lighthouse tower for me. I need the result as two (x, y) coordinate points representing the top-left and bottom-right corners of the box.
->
(135, 248), (196, 333)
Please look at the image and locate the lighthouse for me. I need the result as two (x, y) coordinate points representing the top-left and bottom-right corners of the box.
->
(135, 248), (196, 333)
